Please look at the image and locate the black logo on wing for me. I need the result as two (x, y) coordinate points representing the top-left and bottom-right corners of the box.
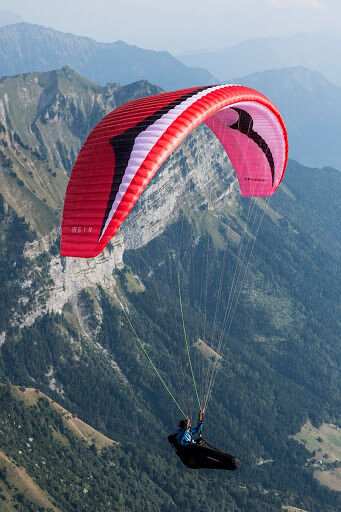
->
(229, 108), (275, 186)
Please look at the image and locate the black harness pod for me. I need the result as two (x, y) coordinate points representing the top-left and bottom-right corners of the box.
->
(168, 434), (240, 470)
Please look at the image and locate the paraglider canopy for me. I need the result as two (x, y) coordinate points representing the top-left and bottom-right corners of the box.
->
(61, 84), (288, 258)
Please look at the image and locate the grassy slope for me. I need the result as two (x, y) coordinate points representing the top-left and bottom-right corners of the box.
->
(293, 420), (341, 491)
(0, 384), (118, 511)
(0, 451), (60, 512)
(12, 386), (116, 451)
(0, 384), (185, 512)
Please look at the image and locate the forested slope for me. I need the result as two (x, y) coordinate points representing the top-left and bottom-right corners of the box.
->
(0, 68), (339, 511)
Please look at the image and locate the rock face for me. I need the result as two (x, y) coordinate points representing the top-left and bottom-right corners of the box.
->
(22, 125), (237, 322)
(23, 232), (124, 324)
(48, 234), (124, 315)
(123, 126), (237, 250)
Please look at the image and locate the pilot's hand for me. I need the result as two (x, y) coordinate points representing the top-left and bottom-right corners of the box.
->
(198, 410), (205, 422)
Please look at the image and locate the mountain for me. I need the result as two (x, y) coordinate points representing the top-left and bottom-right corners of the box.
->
(178, 33), (341, 87)
(0, 23), (216, 91)
(229, 66), (341, 170)
(0, 66), (162, 234)
(0, 68), (340, 511)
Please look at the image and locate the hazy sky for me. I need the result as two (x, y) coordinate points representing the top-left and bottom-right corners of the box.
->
(0, 0), (339, 53)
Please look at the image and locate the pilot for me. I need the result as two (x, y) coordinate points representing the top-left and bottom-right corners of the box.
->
(176, 410), (204, 446)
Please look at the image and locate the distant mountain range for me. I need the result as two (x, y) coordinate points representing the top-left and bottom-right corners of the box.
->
(179, 33), (341, 87)
(230, 66), (341, 170)
(1, 23), (340, 169)
(0, 22), (216, 91)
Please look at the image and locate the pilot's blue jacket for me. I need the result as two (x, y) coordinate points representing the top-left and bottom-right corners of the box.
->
(176, 420), (203, 446)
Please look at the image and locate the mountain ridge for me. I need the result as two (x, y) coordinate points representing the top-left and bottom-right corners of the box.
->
(178, 32), (341, 86)
(0, 22), (217, 91)
(0, 66), (163, 234)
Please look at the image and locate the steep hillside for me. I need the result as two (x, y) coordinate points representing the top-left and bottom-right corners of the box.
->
(0, 66), (162, 234)
(0, 69), (340, 511)
(0, 23), (216, 91)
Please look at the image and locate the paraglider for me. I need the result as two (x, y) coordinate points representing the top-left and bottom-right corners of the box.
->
(61, 84), (287, 258)
(169, 411), (239, 470)
(60, 83), (288, 470)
